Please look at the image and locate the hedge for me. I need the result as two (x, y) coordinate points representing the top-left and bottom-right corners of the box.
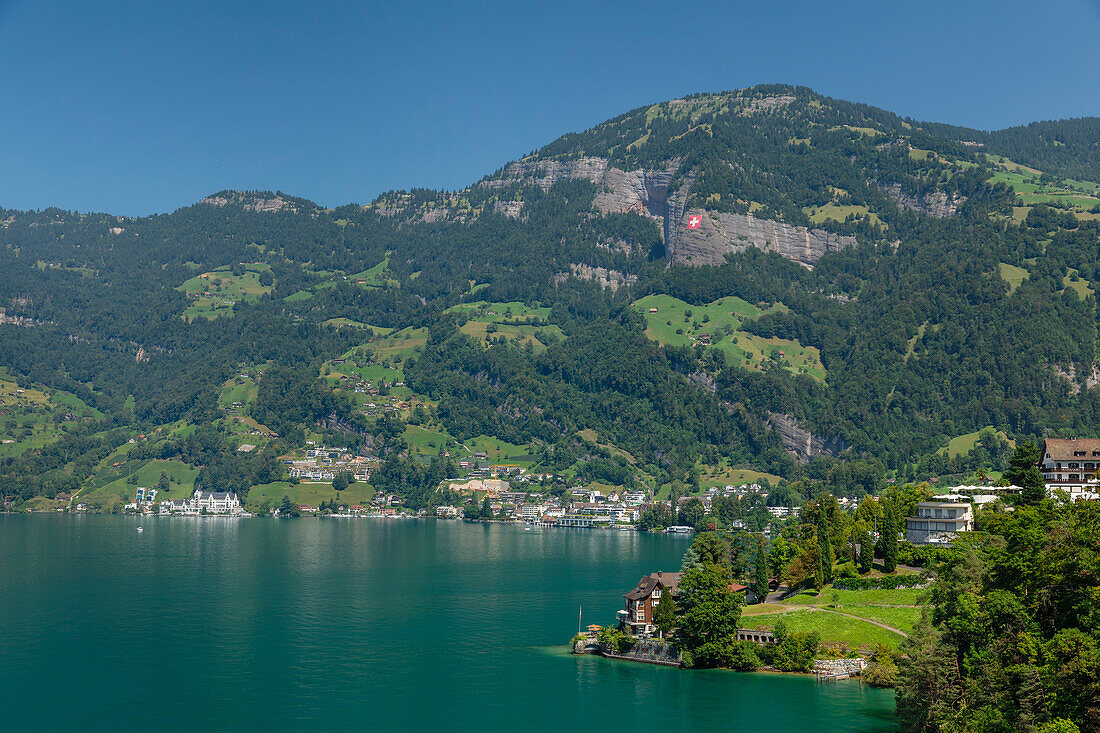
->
(832, 574), (926, 590)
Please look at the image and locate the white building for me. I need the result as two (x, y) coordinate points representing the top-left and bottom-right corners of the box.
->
(905, 502), (973, 545)
(163, 491), (242, 515)
(1040, 438), (1100, 499)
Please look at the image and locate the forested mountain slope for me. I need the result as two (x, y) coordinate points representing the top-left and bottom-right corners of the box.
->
(1, 84), (1098, 506)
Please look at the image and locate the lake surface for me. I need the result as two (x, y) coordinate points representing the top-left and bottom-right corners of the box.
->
(0, 515), (896, 731)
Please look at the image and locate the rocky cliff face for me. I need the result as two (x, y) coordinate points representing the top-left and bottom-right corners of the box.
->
(201, 192), (298, 213)
(880, 183), (964, 218)
(768, 412), (847, 463)
(481, 156), (611, 191)
(482, 156), (682, 219)
(671, 210), (857, 268)
(552, 263), (637, 292)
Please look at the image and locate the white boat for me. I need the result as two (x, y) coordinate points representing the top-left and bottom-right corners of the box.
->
(137, 527), (144, 532)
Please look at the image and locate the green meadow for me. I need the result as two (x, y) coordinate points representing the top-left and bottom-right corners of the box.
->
(178, 263), (273, 320)
(633, 294), (826, 381)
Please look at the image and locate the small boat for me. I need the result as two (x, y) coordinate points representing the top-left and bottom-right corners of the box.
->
(137, 527), (144, 532)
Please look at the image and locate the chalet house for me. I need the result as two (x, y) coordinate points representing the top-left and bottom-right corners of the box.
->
(905, 501), (973, 544)
(623, 571), (681, 635)
(1040, 438), (1100, 499)
(728, 583), (758, 604)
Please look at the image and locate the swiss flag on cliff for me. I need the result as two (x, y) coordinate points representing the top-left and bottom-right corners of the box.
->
(687, 214), (703, 229)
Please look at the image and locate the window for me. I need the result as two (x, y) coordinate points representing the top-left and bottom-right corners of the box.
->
(652, 589), (661, 599)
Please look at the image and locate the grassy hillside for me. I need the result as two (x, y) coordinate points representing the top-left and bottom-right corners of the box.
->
(178, 263), (273, 320)
(633, 294), (826, 381)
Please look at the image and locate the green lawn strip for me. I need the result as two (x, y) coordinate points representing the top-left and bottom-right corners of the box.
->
(826, 605), (926, 634)
(742, 608), (906, 649)
(784, 588), (928, 606)
(248, 481), (374, 508)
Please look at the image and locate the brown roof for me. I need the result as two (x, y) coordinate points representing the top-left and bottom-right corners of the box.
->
(1043, 439), (1100, 461)
(625, 571), (682, 601)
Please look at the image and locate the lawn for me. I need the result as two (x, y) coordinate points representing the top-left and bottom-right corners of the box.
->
(999, 263), (1029, 294)
(248, 481), (375, 508)
(804, 203), (882, 227)
(743, 609), (906, 649)
(578, 429), (637, 464)
(940, 427), (1013, 459)
(404, 424), (456, 456)
(784, 587), (929, 607)
(778, 585), (929, 636)
(1063, 269), (1094, 300)
(904, 322), (929, 362)
(989, 165), (1100, 214)
(348, 256), (398, 288)
(698, 463), (783, 490)
(458, 435), (538, 466)
(371, 327), (428, 362)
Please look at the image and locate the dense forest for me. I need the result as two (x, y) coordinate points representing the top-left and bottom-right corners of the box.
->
(1, 84), (1098, 506)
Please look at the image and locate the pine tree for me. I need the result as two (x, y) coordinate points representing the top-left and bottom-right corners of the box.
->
(653, 589), (677, 638)
(1019, 464), (1046, 505)
(752, 538), (770, 603)
(857, 523), (874, 574)
(882, 504), (899, 574)
(816, 511), (834, 586)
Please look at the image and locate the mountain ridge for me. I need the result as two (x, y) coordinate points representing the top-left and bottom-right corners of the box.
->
(1, 83), (1098, 509)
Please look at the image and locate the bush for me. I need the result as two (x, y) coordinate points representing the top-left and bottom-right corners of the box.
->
(729, 640), (761, 671)
(835, 561), (858, 579)
(760, 620), (820, 672)
(596, 626), (636, 654)
(863, 644), (898, 687)
(897, 542), (952, 568)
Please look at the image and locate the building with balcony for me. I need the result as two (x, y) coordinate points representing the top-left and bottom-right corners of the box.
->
(905, 502), (973, 545)
(1040, 438), (1100, 499)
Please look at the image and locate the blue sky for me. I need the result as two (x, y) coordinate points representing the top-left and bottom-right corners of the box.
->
(1, 0), (1098, 215)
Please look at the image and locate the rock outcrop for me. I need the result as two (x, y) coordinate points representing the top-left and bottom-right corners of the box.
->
(880, 183), (964, 218)
(768, 412), (847, 464)
(483, 156), (683, 219)
(201, 192), (298, 213)
(481, 156), (610, 191)
(738, 94), (796, 116)
(493, 200), (524, 219)
(553, 263), (637, 292)
(671, 210), (857, 268)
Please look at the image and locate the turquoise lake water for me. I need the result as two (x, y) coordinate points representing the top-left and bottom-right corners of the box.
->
(0, 515), (897, 731)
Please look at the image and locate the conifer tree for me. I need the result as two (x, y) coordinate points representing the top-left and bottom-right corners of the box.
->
(882, 504), (899, 573)
(816, 511), (834, 587)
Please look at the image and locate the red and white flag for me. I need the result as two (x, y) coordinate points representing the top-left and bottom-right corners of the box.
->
(687, 214), (703, 229)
